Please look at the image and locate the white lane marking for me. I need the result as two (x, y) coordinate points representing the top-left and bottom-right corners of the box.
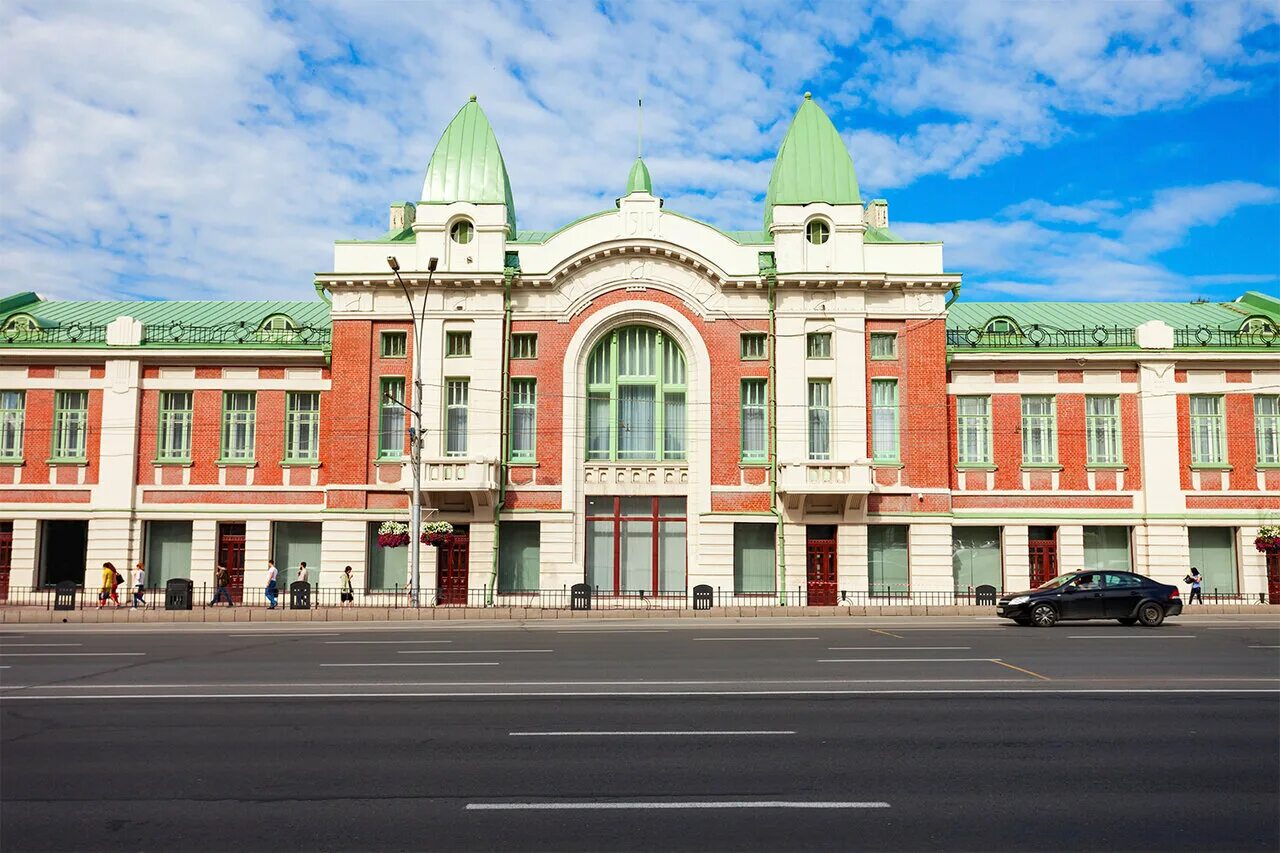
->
(0, 652), (146, 657)
(0, 643), (84, 648)
(693, 637), (819, 641)
(1206, 627), (1280, 631)
(1248, 645), (1280, 649)
(509, 731), (794, 737)
(465, 801), (888, 811)
(1066, 635), (1196, 639)
(228, 632), (342, 637)
(397, 649), (552, 655)
(819, 658), (994, 663)
(325, 640), (453, 645)
(827, 646), (970, 651)
(1, 678), (1034, 690)
(319, 662), (500, 667)
(556, 630), (670, 634)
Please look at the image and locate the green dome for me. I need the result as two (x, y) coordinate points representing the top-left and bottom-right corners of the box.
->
(625, 157), (653, 195)
(421, 96), (517, 235)
(763, 93), (860, 228)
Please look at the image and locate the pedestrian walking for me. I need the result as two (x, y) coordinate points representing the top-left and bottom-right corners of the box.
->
(211, 565), (234, 607)
(132, 562), (146, 608)
(265, 559), (279, 609)
(98, 562), (121, 608)
(1187, 567), (1204, 604)
(340, 565), (355, 607)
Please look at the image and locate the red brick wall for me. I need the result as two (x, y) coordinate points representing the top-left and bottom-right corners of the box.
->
(1227, 394), (1258, 489)
(992, 394), (1022, 489)
(325, 319), (414, 485)
(885, 318), (949, 489)
(1056, 394), (1087, 490)
(1176, 394), (1193, 489)
(1121, 394), (1143, 490)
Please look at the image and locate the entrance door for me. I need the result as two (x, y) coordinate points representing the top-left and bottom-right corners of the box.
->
(1267, 552), (1280, 605)
(217, 523), (246, 603)
(40, 520), (88, 587)
(0, 522), (12, 602)
(806, 526), (838, 606)
(1028, 540), (1058, 589)
(436, 527), (470, 605)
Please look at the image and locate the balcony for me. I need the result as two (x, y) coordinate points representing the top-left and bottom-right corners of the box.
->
(583, 462), (689, 494)
(778, 462), (872, 494)
(403, 458), (500, 509)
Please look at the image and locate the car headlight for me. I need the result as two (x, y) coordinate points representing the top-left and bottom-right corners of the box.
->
(1008, 595), (1030, 606)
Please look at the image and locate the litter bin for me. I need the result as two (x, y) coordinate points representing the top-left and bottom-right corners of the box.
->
(570, 583), (591, 611)
(692, 584), (713, 611)
(289, 581), (312, 610)
(165, 578), (193, 611)
(975, 584), (997, 606)
(53, 581), (77, 611)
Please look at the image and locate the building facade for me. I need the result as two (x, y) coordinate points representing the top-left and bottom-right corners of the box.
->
(2, 94), (1278, 604)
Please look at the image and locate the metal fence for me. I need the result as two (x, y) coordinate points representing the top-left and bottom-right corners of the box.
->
(1, 323), (110, 346)
(946, 325), (1137, 350)
(140, 321), (331, 348)
(1173, 326), (1277, 348)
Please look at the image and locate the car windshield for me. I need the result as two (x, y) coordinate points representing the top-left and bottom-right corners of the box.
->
(1036, 574), (1080, 590)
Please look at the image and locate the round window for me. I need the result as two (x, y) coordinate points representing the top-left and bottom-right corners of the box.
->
(450, 220), (474, 245)
(806, 220), (830, 245)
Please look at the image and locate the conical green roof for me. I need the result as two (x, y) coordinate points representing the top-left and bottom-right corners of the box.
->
(421, 96), (517, 235)
(763, 93), (860, 228)
(625, 158), (653, 195)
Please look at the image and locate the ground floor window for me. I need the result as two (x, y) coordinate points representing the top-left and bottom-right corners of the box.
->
(40, 519), (87, 587)
(1188, 527), (1237, 594)
(145, 521), (192, 587)
(273, 521), (321, 587)
(1083, 525), (1131, 571)
(499, 521), (540, 593)
(952, 526), (1001, 593)
(733, 522), (775, 594)
(869, 525), (909, 596)
(585, 496), (686, 594)
(367, 522), (407, 591)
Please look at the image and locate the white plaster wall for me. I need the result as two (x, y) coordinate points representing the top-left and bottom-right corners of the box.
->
(1137, 361), (1185, 515)
(694, 517), (739, 593)
(466, 520), (496, 596)
(190, 519), (218, 587)
(1239, 526), (1267, 600)
(839, 523), (869, 596)
(322, 519), (368, 592)
(782, 521), (807, 598)
(83, 516), (133, 587)
(1134, 524), (1188, 587)
(1002, 525), (1030, 592)
(1058, 525), (1085, 573)
(523, 513), (576, 593)
(908, 522), (952, 594)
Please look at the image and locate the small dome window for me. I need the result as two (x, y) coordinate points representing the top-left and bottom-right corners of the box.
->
(450, 219), (474, 245)
(983, 316), (1022, 336)
(258, 314), (298, 340)
(2, 314), (38, 334)
(805, 219), (830, 245)
(1239, 316), (1277, 337)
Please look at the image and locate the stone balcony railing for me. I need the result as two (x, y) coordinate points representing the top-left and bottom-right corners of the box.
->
(406, 457), (500, 492)
(583, 462), (689, 493)
(777, 461), (873, 494)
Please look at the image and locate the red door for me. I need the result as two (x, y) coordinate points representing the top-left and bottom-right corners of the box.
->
(1028, 540), (1058, 589)
(806, 538), (838, 606)
(1267, 553), (1280, 605)
(0, 523), (12, 602)
(217, 523), (246, 604)
(436, 534), (470, 605)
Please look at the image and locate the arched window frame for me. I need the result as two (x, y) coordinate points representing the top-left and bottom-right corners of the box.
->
(257, 313), (298, 341)
(805, 217), (831, 245)
(1239, 315), (1277, 337)
(2, 314), (39, 334)
(449, 218), (474, 245)
(585, 325), (687, 462)
(983, 316), (1023, 336)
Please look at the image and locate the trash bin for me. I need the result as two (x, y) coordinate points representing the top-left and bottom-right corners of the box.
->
(53, 581), (77, 611)
(570, 583), (591, 611)
(692, 584), (713, 611)
(975, 584), (997, 606)
(165, 578), (193, 611)
(289, 581), (312, 610)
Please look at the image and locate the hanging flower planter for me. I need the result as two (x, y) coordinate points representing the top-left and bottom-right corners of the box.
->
(377, 521), (412, 548)
(421, 521), (454, 547)
(1255, 525), (1280, 554)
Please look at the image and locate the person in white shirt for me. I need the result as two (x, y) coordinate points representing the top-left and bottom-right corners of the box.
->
(132, 562), (146, 609)
(297, 562), (309, 585)
(265, 560), (279, 609)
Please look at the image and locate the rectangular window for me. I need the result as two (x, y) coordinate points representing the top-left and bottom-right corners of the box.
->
(1188, 527), (1237, 594)
(52, 390), (89, 460)
(366, 521), (407, 591)
(584, 497), (687, 595)
(1083, 526), (1131, 571)
(807, 380), (831, 460)
(1189, 395), (1226, 465)
(145, 521), (193, 588)
(157, 391), (193, 461)
(445, 379), (469, 456)
(509, 378), (536, 461)
(271, 521), (322, 588)
(956, 396), (991, 465)
(445, 330), (471, 357)
(870, 379), (899, 462)
(511, 333), (538, 359)
(378, 378), (406, 459)
(741, 379), (768, 462)
(285, 392), (320, 462)
(0, 390), (25, 460)
(952, 527), (1002, 594)
(1255, 395), (1279, 465)
(380, 331), (406, 358)
(806, 331), (832, 359)
(1085, 395), (1121, 465)
(498, 521), (540, 593)
(740, 332), (767, 360)
(219, 392), (256, 462)
(1021, 395), (1057, 465)
(870, 332), (897, 360)
(868, 525), (909, 596)
(733, 523), (775, 594)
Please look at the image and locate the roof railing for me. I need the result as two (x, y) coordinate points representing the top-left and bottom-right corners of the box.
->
(0, 323), (109, 346)
(140, 321), (331, 348)
(1173, 326), (1276, 348)
(946, 325), (1136, 349)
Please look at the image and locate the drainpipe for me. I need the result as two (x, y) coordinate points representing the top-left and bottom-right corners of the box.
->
(489, 258), (517, 605)
(945, 283), (961, 308)
(763, 254), (786, 605)
(313, 280), (331, 305)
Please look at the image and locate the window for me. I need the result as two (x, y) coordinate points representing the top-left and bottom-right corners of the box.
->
(740, 333), (767, 360)
(145, 521), (193, 588)
(258, 314), (297, 341)
(1239, 316), (1277, 337)
(511, 333), (537, 359)
(1021, 396), (1057, 465)
(220, 392), (256, 462)
(1085, 395), (1121, 465)
(1255, 395), (1279, 465)
(807, 380), (831, 460)
(585, 497), (686, 595)
(733, 523), (775, 594)
(957, 396), (991, 465)
(870, 379), (899, 462)
(2, 315), (37, 335)
(445, 330), (471, 357)
(367, 521), (407, 590)
(380, 331), (407, 358)
(1189, 395), (1226, 465)
(285, 392), (320, 462)
(806, 219), (830, 245)
(741, 379), (768, 462)
(1188, 527), (1237, 594)
(450, 219), (473, 245)
(157, 391), (192, 462)
(983, 317), (1020, 336)
(378, 378), (405, 459)
(52, 390), (88, 460)
(869, 525), (909, 596)
(806, 332), (832, 359)
(1083, 526), (1131, 571)
(952, 527), (1002, 594)
(509, 378), (536, 462)
(870, 332), (897, 360)
(498, 521), (540, 593)
(585, 325), (687, 462)
(444, 379), (469, 456)
(0, 391), (25, 460)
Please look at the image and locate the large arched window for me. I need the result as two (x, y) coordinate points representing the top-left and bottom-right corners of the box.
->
(585, 325), (687, 461)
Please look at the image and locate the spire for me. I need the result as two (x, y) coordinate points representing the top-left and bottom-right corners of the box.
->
(420, 96), (517, 235)
(763, 92), (861, 228)
(625, 157), (653, 195)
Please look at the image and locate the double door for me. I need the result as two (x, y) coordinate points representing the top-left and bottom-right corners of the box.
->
(436, 530), (470, 605)
(1028, 540), (1057, 589)
(806, 529), (838, 606)
(217, 524), (246, 604)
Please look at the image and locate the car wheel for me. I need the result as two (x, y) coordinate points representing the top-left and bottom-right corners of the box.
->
(1137, 603), (1164, 627)
(1030, 603), (1057, 628)
(1116, 617), (1137, 626)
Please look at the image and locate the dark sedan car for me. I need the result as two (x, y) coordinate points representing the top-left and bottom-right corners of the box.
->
(997, 570), (1182, 627)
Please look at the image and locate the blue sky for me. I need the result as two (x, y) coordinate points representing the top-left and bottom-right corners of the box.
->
(1, 0), (1276, 304)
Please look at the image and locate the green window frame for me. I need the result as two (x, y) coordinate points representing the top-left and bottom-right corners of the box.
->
(509, 378), (536, 462)
(1255, 395), (1279, 465)
(380, 331), (407, 358)
(1085, 395), (1122, 465)
(0, 390), (25, 460)
(450, 220), (473, 245)
(957, 396), (991, 465)
(1189, 394), (1226, 465)
(740, 332), (767, 361)
(1021, 395), (1057, 465)
(285, 392), (320, 463)
(806, 219), (830, 245)
(870, 332), (897, 360)
(219, 392), (256, 462)
(157, 391), (193, 462)
(498, 521), (540, 593)
(511, 333), (538, 359)
(733, 522), (775, 594)
(806, 332), (832, 359)
(445, 330), (471, 358)
(740, 379), (768, 462)
(444, 379), (469, 456)
(871, 379), (899, 462)
(1187, 527), (1237, 594)
(807, 380), (831, 460)
(868, 525), (909, 596)
(378, 378), (406, 459)
(585, 325), (687, 462)
(52, 390), (89, 461)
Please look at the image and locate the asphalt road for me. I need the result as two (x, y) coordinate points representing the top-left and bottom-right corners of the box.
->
(2, 616), (1278, 852)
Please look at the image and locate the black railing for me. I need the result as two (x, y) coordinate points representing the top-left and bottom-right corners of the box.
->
(141, 321), (330, 348)
(1174, 326), (1277, 348)
(0, 323), (109, 345)
(947, 325), (1137, 350)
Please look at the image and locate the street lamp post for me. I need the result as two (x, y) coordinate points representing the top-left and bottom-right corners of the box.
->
(387, 255), (437, 607)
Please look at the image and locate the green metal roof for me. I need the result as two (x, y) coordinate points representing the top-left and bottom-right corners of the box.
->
(864, 225), (909, 243)
(0, 292), (329, 336)
(625, 158), (653, 195)
(420, 96), (517, 236)
(763, 93), (861, 229)
(947, 293), (1279, 330)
